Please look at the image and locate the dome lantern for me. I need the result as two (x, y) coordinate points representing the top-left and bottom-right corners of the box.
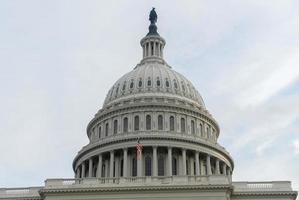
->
(140, 8), (166, 63)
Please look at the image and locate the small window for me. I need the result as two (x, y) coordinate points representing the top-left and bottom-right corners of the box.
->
(134, 116), (140, 131)
(170, 116), (175, 131)
(191, 120), (195, 134)
(113, 120), (118, 134)
(157, 78), (161, 87)
(123, 117), (128, 133)
(147, 78), (151, 86)
(122, 82), (126, 91)
(181, 118), (186, 133)
(158, 115), (163, 130)
(105, 123), (109, 136)
(138, 79), (142, 87)
(174, 80), (178, 89)
(98, 126), (102, 138)
(165, 79), (170, 87)
(130, 81), (134, 89)
(146, 115), (151, 130)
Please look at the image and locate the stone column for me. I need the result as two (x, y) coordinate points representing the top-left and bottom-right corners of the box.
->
(110, 151), (114, 177)
(97, 154), (102, 177)
(216, 159), (220, 175)
(168, 147), (172, 176)
(137, 147), (142, 177)
(123, 148), (128, 177)
(81, 162), (85, 178)
(115, 156), (119, 177)
(182, 149), (186, 176)
(88, 158), (93, 177)
(195, 151), (200, 176)
(153, 146), (158, 176)
(206, 154), (212, 175)
(222, 163), (227, 175)
(76, 168), (80, 178)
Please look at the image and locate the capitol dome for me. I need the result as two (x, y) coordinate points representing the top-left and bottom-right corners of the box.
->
(73, 8), (233, 181)
(103, 48), (206, 109)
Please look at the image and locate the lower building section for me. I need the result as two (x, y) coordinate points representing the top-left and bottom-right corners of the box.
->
(0, 176), (297, 200)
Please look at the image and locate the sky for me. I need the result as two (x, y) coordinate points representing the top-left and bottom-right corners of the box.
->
(0, 0), (299, 192)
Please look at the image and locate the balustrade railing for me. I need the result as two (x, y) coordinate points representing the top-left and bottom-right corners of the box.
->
(44, 175), (230, 188)
(233, 181), (293, 192)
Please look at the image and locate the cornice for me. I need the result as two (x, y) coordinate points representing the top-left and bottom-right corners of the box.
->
(40, 184), (232, 195)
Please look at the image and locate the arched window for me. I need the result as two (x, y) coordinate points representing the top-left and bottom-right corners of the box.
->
(138, 79), (142, 87)
(147, 78), (151, 87)
(145, 156), (152, 176)
(134, 116), (139, 131)
(98, 126), (102, 138)
(181, 118), (186, 133)
(172, 157), (177, 175)
(157, 78), (161, 87)
(123, 117), (128, 133)
(130, 80), (134, 89)
(113, 120), (118, 134)
(158, 115), (163, 130)
(174, 80), (178, 89)
(165, 79), (170, 87)
(191, 120), (195, 134)
(169, 116), (175, 131)
(105, 123), (109, 136)
(146, 115), (151, 130)
(132, 158), (137, 177)
(158, 156), (165, 176)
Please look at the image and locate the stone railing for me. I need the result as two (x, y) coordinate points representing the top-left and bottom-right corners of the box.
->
(44, 175), (231, 188)
(233, 181), (293, 192)
(0, 187), (42, 198)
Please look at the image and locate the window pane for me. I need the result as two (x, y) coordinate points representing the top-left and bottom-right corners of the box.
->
(170, 116), (174, 131)
(113, 120), (118, 134)
(146, 115), (151, 130)
(123, 117), (128, 133)
(134, 116), (139, 131)
(181, 118), (185, 133)
(158, 115), (163, 130)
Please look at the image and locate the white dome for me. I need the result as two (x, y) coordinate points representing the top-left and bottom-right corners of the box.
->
(103, 62), (206, 109)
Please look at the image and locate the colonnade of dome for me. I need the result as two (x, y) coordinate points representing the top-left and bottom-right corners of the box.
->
(75, 146), (231, 179)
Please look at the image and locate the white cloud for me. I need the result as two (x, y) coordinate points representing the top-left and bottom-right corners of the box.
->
(294, 140), (299, 154)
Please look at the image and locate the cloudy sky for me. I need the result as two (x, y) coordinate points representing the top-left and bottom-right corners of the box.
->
(1, 0), (299, 191)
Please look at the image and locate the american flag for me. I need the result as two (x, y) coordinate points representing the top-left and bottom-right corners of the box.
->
(136, 138), (142, 160)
